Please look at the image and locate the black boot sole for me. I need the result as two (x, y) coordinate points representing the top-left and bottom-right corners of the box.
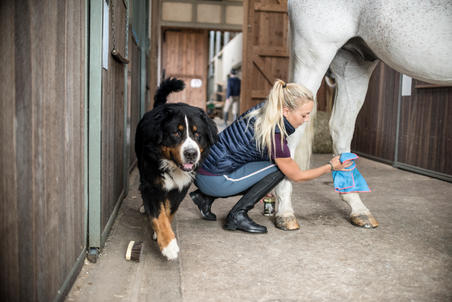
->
(200, 210), (216, 221)
(224, 221), (267, 233)
(190, 191), (217, 221)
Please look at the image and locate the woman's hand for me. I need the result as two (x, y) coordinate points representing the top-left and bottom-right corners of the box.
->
(329, 155), (353, 171)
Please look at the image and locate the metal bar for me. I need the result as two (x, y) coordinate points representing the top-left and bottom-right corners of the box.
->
(393, 73), (403, 164)
(352, 151), (394, 166)
(88, 0), (103, 248)
(52, 249), (86, 302)
(140, 46), (146, 115)
(208, 31), (215, 76)
(83, 0), (89, 251)
(160, 20), (242, 31)
(101, 190), (127, 244)
(122, 0), (130, 200)
(393, 162), (452, 183)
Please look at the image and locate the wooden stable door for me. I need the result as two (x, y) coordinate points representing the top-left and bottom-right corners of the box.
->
(241, 0), (290, 113)
(161, 29), (208, 109)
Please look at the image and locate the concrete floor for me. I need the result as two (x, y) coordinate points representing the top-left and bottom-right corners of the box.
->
(66, 151), (452, 302)
(66, 114), (451, 302)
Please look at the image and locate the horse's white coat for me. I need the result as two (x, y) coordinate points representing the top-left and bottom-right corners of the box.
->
(276, 0), (452, 224)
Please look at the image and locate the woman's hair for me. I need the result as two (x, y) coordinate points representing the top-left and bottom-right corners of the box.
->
(247, 79), (314, 158)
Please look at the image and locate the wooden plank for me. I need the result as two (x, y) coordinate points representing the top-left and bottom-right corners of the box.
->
(241, 0), (289, 113)
(252, 55), (273, 85)
(397, 81), (452, 175)
(253, 46), (289, 57)
(148, 0), (160, 109)
(0, 1), (87, 301)
(251, 90), (270, 98)
(254, 2), (287, 13)
(415, 82), (452, 89)
(128, 26), (139, 169)
(101, 1), (127, 232)
(352, 63), (399, 161)
(0, 1), (20, 301)
(241, 0), (253, 113)
(64, 0), (86, 291)
(13, 1), (37, 300)
(162, 29), (208, 109)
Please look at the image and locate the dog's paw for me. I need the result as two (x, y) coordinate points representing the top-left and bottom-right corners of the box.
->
(139, 205), (146, 214)
(152, 232), (157, 241)
(162, 239), (179, 260)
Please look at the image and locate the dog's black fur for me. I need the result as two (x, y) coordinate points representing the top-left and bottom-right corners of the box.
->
(135, 78), (218, 260)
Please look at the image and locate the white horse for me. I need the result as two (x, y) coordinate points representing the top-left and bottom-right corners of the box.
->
(275, 0), (452, 230)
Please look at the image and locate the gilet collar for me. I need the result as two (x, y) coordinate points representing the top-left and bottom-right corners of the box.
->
(284, 117), (296, 136)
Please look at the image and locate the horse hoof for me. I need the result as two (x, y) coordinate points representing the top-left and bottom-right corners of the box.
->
(275, 215), (300, 231)
(350, 213), (379, 228)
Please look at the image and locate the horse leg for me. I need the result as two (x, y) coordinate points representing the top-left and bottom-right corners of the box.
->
(329, 48), (379, 228)
(274, 178), (300, 230)
(275, 36), (342, 230)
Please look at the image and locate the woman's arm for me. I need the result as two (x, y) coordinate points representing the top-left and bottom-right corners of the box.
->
(274, 156), (350, 182)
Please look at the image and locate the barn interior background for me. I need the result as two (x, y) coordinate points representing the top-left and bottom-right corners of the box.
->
(0, 0), (450, 301)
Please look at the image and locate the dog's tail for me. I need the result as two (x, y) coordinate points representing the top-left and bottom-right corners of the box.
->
(154, 78), (185, 108)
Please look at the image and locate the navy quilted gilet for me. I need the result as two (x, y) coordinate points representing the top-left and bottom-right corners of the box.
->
(202, 103), (296, 175)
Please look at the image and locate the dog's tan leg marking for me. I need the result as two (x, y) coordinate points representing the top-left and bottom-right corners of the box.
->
(151, 203), (179, 260)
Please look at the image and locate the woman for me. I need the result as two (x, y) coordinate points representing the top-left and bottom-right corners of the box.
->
(190, 80), (351, 233)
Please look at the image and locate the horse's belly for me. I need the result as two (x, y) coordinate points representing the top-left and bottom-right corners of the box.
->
(359, 0), (452, 84)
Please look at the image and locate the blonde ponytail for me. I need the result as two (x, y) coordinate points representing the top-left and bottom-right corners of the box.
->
(247, 80), (313, 158)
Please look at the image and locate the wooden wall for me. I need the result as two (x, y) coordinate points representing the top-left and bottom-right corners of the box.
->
(397, 80), (452, 175)
(0, 1), (86, 301)
(129, 25), (141, 169)
(161, 28), (208, 109)
(352, 63), (400, 162)
(352, 63), (452, 179)
(241, 0), (289, 112)
(101, 0), (128, 231)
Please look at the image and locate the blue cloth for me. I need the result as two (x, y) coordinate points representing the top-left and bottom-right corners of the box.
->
(201, 103), (296, 175)
(226, 76), (241, 98)
(332, 153), (371, 193)
(195, 161), (278, 197)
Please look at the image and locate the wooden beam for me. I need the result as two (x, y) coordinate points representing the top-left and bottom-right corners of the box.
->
(253, 46), (289, 57)
(254, 2), (287, 13)
(252, 54), (273, 85)
(251, 90), (269, 99)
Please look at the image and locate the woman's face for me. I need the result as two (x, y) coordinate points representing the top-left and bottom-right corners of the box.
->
(283, 99), (314, 128)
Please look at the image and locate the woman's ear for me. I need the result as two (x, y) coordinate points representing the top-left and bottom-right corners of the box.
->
(282, 106), (290, 118)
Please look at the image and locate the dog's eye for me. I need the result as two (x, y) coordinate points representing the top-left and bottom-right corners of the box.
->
(173, 131), (181, 137)
(194, 132), (201, 141)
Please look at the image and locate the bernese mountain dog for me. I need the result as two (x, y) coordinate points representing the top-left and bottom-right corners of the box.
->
(135, 78), (218, 260)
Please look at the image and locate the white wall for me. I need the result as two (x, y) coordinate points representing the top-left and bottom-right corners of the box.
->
(207, 33), (242, 102)
(213, 33), (242, 90)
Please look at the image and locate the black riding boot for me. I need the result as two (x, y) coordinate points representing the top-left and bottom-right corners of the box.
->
(190, 189), (217, 221)
(224, 170), (285, 233)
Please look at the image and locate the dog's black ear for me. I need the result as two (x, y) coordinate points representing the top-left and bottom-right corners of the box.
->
(146, 111), (164, 145)
(200, 111), (218, 145)
(150, 124), (163, 145)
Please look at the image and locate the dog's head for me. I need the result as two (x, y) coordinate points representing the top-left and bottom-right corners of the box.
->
(144, 103), (218, 172)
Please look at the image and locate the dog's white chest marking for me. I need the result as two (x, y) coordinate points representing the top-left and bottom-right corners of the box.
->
(160, 159), (194, 191)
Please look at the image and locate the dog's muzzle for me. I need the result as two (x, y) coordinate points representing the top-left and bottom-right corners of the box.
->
(181, 147), (199, 171)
